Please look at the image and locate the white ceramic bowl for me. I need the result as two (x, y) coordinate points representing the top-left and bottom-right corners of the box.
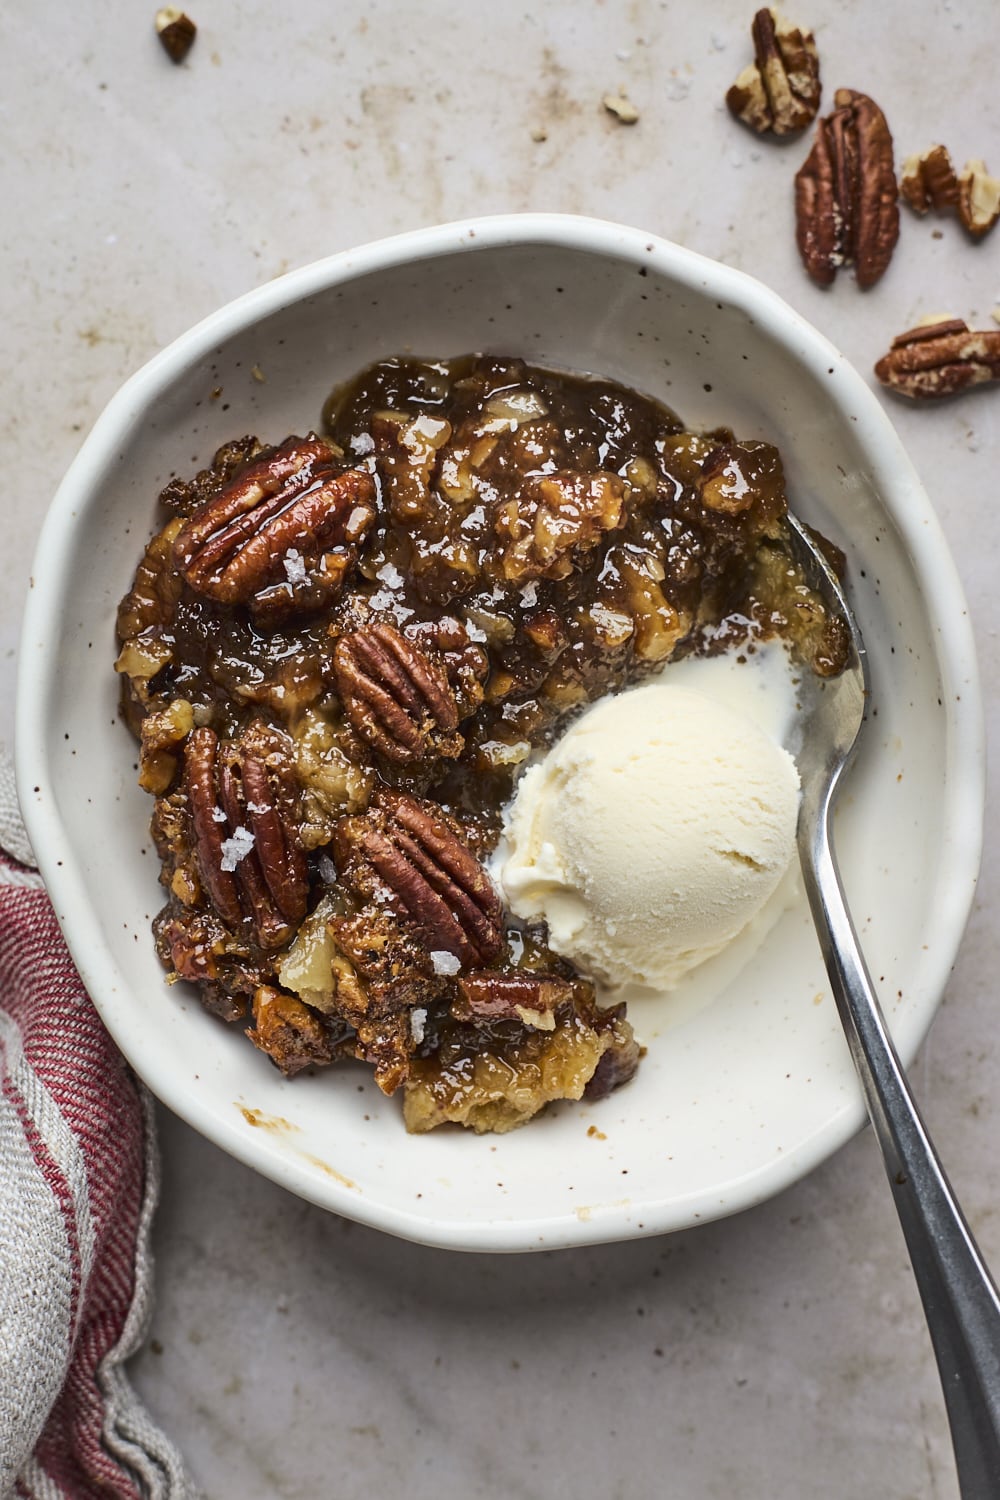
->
(16, 215), (984, 1252)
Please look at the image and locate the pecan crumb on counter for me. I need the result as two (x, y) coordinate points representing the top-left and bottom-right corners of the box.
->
(115, 353), (844, 1133)
(155, 7), (197, 63)
(603, 93), (640, 125)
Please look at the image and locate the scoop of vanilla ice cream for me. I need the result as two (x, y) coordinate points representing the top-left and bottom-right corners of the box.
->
(501, 679), (800, 991)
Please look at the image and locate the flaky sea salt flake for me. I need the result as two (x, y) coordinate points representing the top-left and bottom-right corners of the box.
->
(283, 549), (307, 585)
(219, 826), (255, 871)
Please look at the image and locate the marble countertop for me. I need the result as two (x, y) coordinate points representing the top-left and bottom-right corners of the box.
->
(6, 1), (999, 1494)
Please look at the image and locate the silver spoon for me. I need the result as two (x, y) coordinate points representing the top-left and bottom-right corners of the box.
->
(787, 512), (1000, 1497)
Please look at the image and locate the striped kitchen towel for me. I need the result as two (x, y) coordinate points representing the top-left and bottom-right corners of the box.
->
(0, 756), (197, 1499)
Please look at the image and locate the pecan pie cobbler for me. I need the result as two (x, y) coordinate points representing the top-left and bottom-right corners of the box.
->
(115, 355), (845, 1133)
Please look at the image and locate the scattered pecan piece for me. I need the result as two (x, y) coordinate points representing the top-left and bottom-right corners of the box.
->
(795, 88), (899, 288)
(333, 620), (464, 764)
(726, 9), (820, 137)
(247, 986), (348, 1076)
(957, 160), (1000, 238)
(874, 320), (1000, 400)
(155, 6), (196, 63)
(172, 436), (376, 620)
(899, 145), (960, 216)
(900, 149), (1000, 239)
(185, 722), (309, 947)
(495, 470), (626, 583)
(452, 970), (575, 1028)
(334, 790), (503, 966)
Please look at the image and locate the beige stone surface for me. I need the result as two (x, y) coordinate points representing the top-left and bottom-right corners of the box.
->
(5, 1), (999, 1494)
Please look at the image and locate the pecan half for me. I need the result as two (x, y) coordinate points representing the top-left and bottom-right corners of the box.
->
(726, 9), (820, 137)
(495, 470), (626, 583)
(874, 320), (1000, 400)
(334, 790), (503, 966)
(452, 970), (575, 1028)
(185, 722), (309, 947)
(899, 145), (959, 216)
(172, 436), (376, 619)
(795, 88), (899, 288)
(333, 620), (464, 764)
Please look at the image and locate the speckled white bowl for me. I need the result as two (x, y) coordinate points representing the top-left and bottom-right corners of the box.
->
(16, 215), (984, 1252)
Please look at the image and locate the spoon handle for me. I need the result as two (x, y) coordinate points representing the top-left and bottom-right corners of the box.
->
(800, 801), (1000, 1499)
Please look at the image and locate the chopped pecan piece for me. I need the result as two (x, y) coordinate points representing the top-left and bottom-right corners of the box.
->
(453, 970), (575, 1028)
(900, 148), (1000, 239)
(334, 790), (503, 966)
(584, 1010), (643, 1100)
(333, 621), (464, 764)
(332, 908), (437, 1019)
(172, 436), (376, 619)
(152, 905), (265, 1018)
(137, 698), (194, 795)
(696, 440), (785, 524)
(795, 88), (899, 288)
(957, 159), (1000, 238)
(495, 470), (626, 583)
(276, 894), (370, 1015)
(185, 722), (309, 947)
(726, 8), (820, 137)
(116, 517), (187, 644)
(371, 410), (452, 524)
(874, 320), (1000, 400)
(899, 145), (960, 216)
(247, 986), (349, 1075)
(155, 7), (197, 63)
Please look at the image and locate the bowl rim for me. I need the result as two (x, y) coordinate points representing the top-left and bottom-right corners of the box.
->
(15, 212), (985, 1252)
